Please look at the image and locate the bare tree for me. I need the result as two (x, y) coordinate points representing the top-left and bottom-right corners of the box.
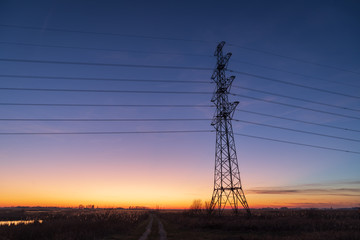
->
(189, 199), (203, 215)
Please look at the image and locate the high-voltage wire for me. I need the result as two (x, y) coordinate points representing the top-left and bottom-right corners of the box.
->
(0, 118), (212, 122)
(233, 86), (360, 112)
(1, 41), (358, 88)
(1, 74), (357, 111)
(1, 87), (358, 119)
(0, 103), (214, 108)
(0, 128), (357, 154)
(0, 24), (210, 43)
(1, 101), (358, 132)
(233, 119), (360, 142)
(3, 117), (358, 142)
(234, 133), (360, 154)
(0, 130), (214, 135)
(236, 109), (360, 133)
(0, 41), (212, 58)
(2, 86), (358, 119)
(231, 59), (360, 88)
(233, 94), (360, 120)
(0, 74), (210, 84)
(1, 24), (358, 75)
(229, 69), (360, 99)
(228, 44), (360, 75)
(0, 87), (212, 94)
(0, 58), (357, 99)
(0, 58), (212, 71)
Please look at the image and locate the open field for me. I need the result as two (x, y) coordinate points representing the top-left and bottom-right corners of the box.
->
(160, 209), (360, 240)
(0, 208), (149, 240)
(0, 208), (359, 239)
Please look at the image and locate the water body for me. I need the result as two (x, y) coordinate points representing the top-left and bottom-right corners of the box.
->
(0, 220), (43, 226)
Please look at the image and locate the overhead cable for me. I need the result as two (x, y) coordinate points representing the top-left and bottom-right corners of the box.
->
(0, 103), (214, 108)
(0, 87), (212, 95)
(3, 117), (357, 142)
(234, 133), (360, 154)
(1, 24), (357, 75)
(0, 41), (212, 58)
(233, 86), (360, 112)
(0, 74), (210, 84)
(0, 118), (212, 122)
(1, 41), (357, 88)
(1, 74), (356, 112)
(0, 130), (214, 135)
(229, 69), (360, 99)
(232, 93), (360, 120)
(0, 58), (212, 71)
(236, 109), (360, 133)
(231, 59), (360, 88)
(233, 119), (360, 142)
(228, 44), (360, 75)
(0, 24), (210, 43)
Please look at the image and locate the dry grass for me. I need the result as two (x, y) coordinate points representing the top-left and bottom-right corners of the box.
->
(0, 209), (149, 240)
(159, 209), (360, 240)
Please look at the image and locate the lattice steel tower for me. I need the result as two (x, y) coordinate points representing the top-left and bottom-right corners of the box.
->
(210, 41), (250, 215)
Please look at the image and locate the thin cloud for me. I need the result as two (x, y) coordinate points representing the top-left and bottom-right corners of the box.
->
(247, 181), (360, 197)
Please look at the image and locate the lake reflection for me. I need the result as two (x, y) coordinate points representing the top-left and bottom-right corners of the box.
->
(0, 220), (43, 226)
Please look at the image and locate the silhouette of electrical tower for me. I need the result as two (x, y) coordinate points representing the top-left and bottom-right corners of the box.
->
(210, 41), (251, 215)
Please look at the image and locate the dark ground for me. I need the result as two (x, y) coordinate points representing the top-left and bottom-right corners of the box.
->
(0, 208), (359, 240)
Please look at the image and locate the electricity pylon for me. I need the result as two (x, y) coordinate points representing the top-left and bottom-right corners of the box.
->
(209, 41), (250, 216)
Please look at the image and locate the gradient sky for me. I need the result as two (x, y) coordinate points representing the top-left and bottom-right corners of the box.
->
(0, 0), (359, 209)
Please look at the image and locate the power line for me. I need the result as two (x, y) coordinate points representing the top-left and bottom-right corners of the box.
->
(3, 118), (357, 142)
(233, 85), (360, 112)
(2, 41), (357, 89)
(1, 58), (357, 99)
(1, 24), (357, 76)
(0, 130), (214, 135)
(0, 103), (214, 108)
(233, 119), (360, 142)
(0, 58), (212, 71)
(228, 44), (360, 75)
(229, 69), (360, 99)
(2, 74), (357, 112)
(0, 24), (210, 44)
(232, 94), (360, 120)
(236, 109), (360, 133)
(1, 102), (357, 132)
(0, 118), (212, 122)
(2, 74), (356, 112)
(0, 41), (212, 58)
(0, 74), (210, 84)
(0, 87), (212, 95)
(0, 127), (357, 154)
(2, 87), (358, 119)
(231, 59), (360, 89)
(234, 133), (360, 154)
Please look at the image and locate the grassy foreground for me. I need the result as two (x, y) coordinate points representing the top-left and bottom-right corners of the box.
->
(0, 209), (149, 240)
(0, 208), (359, 239)
(159, 209), (360, 240)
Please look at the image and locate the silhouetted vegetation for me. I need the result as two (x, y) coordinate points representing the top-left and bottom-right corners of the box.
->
(0, 209), (148, 240)
(1, 208), (359, 239)
(160, 209), (360, 240)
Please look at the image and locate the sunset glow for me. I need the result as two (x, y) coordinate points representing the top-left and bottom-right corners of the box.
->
(1, 1), (359, 210)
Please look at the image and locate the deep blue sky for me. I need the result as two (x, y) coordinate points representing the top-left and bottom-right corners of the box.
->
(0, 0), (359, 208)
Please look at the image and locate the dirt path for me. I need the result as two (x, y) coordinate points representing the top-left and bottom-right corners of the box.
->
(138, 214), (153, 240)
(157, 217), (167, 240)
(138, 214), (167, 240)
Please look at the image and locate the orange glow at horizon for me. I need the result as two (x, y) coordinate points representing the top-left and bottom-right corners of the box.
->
(2, 190), (359, 209)
(1, 156), (358, 210)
